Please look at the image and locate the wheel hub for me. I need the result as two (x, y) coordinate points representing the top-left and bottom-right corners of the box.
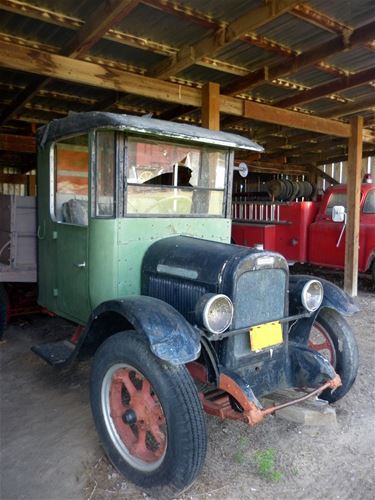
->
(122, 408), (137, 425)
(107, 366), (167, 466)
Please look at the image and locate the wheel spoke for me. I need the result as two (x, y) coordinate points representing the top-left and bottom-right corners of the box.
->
(109, 379), (126, 418)
(128, 429), (156, 462)
(119, 369), (137, 397)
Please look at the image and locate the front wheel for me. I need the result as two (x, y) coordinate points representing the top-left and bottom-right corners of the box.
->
(308, 308), (359, 403)
(90, 331), (207, 497)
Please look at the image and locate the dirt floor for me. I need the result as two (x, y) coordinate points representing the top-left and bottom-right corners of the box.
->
(0, 272), (374, 500)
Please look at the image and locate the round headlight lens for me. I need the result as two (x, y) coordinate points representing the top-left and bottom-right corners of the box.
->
(301, 280), (323, 312)
(201, 294), (233, 334)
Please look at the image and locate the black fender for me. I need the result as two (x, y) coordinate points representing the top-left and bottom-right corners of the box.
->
(76, 296), (201, 365)
(288, 275), (359, 344)
(289, 342), (337, 388)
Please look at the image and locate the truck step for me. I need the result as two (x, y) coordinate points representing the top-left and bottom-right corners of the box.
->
(31, 340), (76, 367)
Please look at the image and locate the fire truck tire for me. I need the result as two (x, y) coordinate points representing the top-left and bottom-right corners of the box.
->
(90, 330), (207, 497)
(0, 284), (9, 340)
(371, 261), (375, 286)
(310, 308), (359, 403)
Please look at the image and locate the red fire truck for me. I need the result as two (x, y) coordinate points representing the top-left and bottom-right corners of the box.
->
(232, 181), (375, 284)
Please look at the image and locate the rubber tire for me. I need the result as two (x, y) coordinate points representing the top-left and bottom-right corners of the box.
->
(311, 308), (359, 403)
(90, 331), (207, 498)
(0, 284), (9, 340)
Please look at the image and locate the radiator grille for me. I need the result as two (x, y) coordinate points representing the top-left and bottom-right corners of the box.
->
(147, 275), (208, 322)
(233, 269), (286, 328)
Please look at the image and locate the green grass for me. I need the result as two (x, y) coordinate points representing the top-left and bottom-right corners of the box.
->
(254, 448), (282, 481)
(233, 436), (250, 464)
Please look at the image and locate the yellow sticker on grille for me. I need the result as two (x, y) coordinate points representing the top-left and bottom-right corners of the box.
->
(249, 321), (283, 351)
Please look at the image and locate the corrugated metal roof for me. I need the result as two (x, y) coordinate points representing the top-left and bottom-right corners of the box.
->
(256, 13), (336, 51)
(178, 65), (237, 86)
(88, 38), (164, 69)
(286, 67), (337, 87)
(248, 83), (297, 102)
(175, 0), (264, 23)
(117, 4), (208, 49)
(217, 40), (286, 70)
(309, 0), (375, 28)
(0, 0), (373, 166)
(326, 47), (375, 72)
(338, 84), (375, 100)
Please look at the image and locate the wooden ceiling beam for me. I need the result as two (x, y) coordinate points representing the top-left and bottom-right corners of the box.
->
(222, 19), (375, 96)
(318, 94), (375, 119)
(61, 0), (141, 58)
(243, 100), (350, 137)
(0, 0), (140, 125)
(276, 67), (375, 108)
(291, 4), (353, 35)
(2, 39), (374, 143)
(315, 148), (375, 165)
(141, 0), (219, 30)
(149, 0), (301, 79)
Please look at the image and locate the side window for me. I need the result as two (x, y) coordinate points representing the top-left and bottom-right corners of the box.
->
(325, 192), (347, 217)
(94, 131), (116, 217)
(54, 135), (89, 225)
(363, 190), (375, 214)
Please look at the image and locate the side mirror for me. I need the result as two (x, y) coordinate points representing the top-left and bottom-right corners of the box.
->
(332, 205), (346, 223)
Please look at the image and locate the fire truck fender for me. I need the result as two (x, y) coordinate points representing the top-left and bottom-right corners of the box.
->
(76, 296), (201, 365)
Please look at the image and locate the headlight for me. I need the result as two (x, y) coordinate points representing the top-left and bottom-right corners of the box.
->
(195, 294), (233, 334)
(301, 280), (323, 312)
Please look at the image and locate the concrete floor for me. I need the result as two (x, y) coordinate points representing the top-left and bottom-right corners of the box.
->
(0, 317), (99, 500)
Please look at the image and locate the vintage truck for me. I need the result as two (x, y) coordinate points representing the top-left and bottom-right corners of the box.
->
(232, 181), (375, 283)
(0, 112), (359, 497)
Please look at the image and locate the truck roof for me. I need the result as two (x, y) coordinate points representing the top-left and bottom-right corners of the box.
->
(36, 111), (263, 152)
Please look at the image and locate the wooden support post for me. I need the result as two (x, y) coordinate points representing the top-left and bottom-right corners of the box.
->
(28, 175), (36, 196)
(201, 82), (220, 130)
(344, 116), (363, 297)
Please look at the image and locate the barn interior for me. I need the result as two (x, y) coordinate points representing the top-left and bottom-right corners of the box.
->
(0, 0), (374, 295)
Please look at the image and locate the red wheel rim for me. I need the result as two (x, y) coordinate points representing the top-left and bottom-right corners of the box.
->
(107, 366), (167, 466)
(308, 324), (336, 367)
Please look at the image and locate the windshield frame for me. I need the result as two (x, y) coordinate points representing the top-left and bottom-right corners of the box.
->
(122, 134), (233, 219)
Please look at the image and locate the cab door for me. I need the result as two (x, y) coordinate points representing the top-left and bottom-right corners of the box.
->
(308, 189), (348, 268)
(52, 134), (91, 322)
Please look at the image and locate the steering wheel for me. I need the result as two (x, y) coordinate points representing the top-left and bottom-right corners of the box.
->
(146, 195), (192, 214)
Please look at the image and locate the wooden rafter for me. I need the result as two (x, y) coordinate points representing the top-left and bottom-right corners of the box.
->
(149, 0), (301, 79)
(291, 4), (352, 36)
(0, 0), (141, 124)
(276, 67), (375, 108)
(222, 20), (375, 96)
(318, 94), (375, 119)
(3, 39), (373, 143)
(0, 0), (280, 77)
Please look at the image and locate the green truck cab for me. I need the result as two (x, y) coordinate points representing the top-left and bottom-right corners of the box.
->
(33, 112), (358, 497)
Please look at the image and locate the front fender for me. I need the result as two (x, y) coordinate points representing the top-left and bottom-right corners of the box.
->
(289, 274), (359, 316)
(79, 296), (201, 365)
(288, 275), (359, 344)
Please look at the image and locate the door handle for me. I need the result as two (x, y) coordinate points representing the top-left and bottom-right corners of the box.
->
(74, 261), (86, 268)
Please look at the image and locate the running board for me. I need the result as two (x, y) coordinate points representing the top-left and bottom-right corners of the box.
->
(31, 340), (76, 367)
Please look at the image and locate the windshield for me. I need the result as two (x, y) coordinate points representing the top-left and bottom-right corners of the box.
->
(126, 137), (228, 216)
